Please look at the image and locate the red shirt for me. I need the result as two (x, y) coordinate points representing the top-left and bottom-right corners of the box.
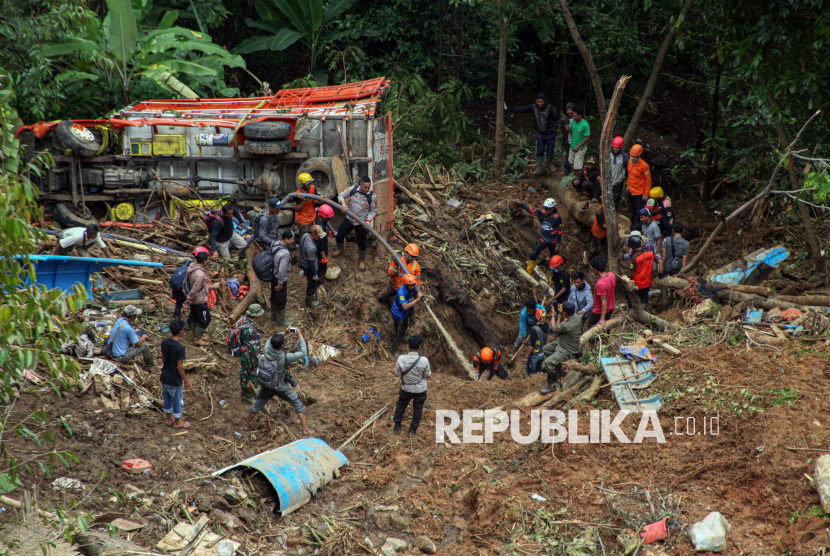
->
(592, 273), (616, 314)
(633, 250), (655, 289)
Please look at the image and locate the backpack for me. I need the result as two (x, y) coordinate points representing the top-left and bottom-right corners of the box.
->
(249, 210), (270, 242)
(204, 208), (225, 231)
(347, 184), (375, 206)
(169, 261), (192, 292)
(227, 316), (261, 357)
(257, 352), (286, 389)
(252, 242), (288, 282)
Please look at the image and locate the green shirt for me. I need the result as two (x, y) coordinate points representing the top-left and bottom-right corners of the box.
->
(570, 119), (590, 151)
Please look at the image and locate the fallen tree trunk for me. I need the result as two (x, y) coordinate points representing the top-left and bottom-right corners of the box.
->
(653, 275), (814, 311)
(581, 316), (627, 346)
(471, 375), (591, 423)
(727, 284), (775, 296)
(229, 246), (265, 322)
(774, 294), (830, 308)
(424, 302), (479, 381)
(540, 175), (630, 241)
(620, 275), (678, 332)
(424, 262), (500, 350)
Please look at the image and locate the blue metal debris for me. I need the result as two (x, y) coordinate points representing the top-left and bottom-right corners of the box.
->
(16, 255), (162, 300)
(707, 246), (789, 286)
(601, 347), (662, 413)
(212, 439), (348, 515)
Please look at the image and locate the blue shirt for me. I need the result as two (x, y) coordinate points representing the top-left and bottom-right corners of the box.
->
(111, 317), (140, 357)
(519, 304), (545, 337)
(391, 284), (414, 321)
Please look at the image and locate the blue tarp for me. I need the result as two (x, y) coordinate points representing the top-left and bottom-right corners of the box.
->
(709, 247), (789, 285)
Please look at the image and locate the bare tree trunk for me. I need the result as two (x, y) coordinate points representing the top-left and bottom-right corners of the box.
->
(599, 76), (631, 276)
(701, 60), (722, 200)
(493, 0), (508, 178)
(453, 5), (464, 80)
(437, 0), (444, 85)
(622, 0), (695, 145)
(556, 0), (606, 122)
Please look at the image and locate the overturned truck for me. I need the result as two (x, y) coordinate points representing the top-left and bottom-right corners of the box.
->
(17, 78), (395, 230)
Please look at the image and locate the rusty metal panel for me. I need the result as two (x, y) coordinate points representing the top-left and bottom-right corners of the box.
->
(212, 439), (348, 515)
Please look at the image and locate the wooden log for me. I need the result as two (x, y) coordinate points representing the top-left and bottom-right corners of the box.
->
(773, 294), (830, 308)
(0, 494), (59, 521)
(539, 175), (630, 241)
(728, 284), (774, 297)
(568, 375), (605, 407)
(651, 338), (681, 355)
(620, 275), (678, 332)
(538, 377), (591, 408)
(424, 302), (479, 380)
(229, 246), (265, 322)
(393, 179), (429, 209)
(580, 316), (627, 346)
(653, 275), (813, 311)
(472, 374), (590, 423)
(338, 403), (390, 451)
(128, 277), (163, 286)
(502, 257), (540, 287)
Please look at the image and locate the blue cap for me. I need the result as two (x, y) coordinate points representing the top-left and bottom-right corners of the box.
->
(268, 198), (280, 208)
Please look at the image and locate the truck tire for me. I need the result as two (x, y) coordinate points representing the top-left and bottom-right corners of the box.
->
(297, 157), (337, 200)
(55, 121), (101, 157)
(244, 122), (292, 140)
(245, 139), (293, 155)
(54, 202), (99, 229)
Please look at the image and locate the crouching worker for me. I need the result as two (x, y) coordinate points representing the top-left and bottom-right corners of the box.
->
(539, 302), (583, 394)
(473, 347), (509, 381)
(244, 327), (314, 436)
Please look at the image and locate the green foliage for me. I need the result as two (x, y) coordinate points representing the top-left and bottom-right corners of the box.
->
(805, 168), (830, 205)
(0, 70), (23, 174)
(42, 0), (246, 106)
(235, 0), (354, 84)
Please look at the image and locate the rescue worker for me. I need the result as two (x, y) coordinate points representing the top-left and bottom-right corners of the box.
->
(561, 103), (577, 173)
(514, 299), (543, 348)
(516, 198), (562, 274)
(472, 347), (508, 381)
(210, 204), (247, 259)
(621, 234), (655, 310)
(539, 302), (583, 394)
(53, 223), (114, 258)
(647, 187), (674, 236)
(255, 198), (281, 248)
(299, 226), (322, 308)
(334, 176), (377, 271)
(523, 308), (550, 376)
(626, 144), (651, 232)
(506, 93), (558, 174)
(565, 105), (590, 172)
(183, 251), (213, 346)
(572, 155), (602, 201)
(607, 136), (630, 209)
(393, 334), (431, 436)
(271, 229), (296, 326)
(567, 272), (593, 318)
(390, 274), (423, 356)
(290, 173), (318, 236)
(379, 243), (421, 306)
(590, 206), (607, 258)
(244, 328), (313, 436)
(546, 255), (570, 313)
(314, 204), (336, 280)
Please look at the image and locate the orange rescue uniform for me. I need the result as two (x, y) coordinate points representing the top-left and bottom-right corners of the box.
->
(627, 159), (652, 196)
(295, 184), (317, 225)
(388, 259), (422, 289)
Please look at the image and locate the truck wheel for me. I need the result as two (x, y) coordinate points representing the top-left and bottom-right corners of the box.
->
(54, 202), (99, 229)
(244, 122), (292, 140)
(55, 121), (101, 157)
(297, 157), (337, 200)
(245, 139), (292, 155)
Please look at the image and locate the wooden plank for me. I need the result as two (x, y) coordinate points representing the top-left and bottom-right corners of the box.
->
(651, 338), (681, 355)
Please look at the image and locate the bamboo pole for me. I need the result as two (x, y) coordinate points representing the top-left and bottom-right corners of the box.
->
(424, 302), (479, 381)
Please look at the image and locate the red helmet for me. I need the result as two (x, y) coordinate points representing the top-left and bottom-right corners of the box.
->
(549, 255), (564, 268)
(612, 136), (624, 148)
(317, 204), (334, 219)
(480, 347), (494, 363)
(193, 246), (209, 256)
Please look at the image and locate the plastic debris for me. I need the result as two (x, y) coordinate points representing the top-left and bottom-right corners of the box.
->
(219, 400), (226, 407)
(216, 539), (236, 556)
(122, 459), (152, 474)
(530, 494), (547, 502)
(89, 358), (118, 375)
(446, 197), (462, 208)
(641, 517), (669, 544)
(689, 511), (731, 552)
(52, 477), (83, 490)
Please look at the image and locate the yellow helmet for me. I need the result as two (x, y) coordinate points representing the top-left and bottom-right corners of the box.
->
(298, 172), (314, 186)
(649, 187), (664, 199)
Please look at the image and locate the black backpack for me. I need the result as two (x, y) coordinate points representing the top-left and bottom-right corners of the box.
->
(169, 261), (192, 294)
(253, 242), (288, 282)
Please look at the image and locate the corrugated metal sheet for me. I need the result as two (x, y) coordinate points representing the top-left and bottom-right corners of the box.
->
(212, 439), (348, 515)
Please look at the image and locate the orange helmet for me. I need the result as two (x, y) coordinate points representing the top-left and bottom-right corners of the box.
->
(402, 274), (417, 285)
(405, 243), (420, 257)
(549, 255), (564, 268)
(480, 347), (494, 363)
(630, 144), (644, 157)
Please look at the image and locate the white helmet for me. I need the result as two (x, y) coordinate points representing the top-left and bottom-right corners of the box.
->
(543, 198), (557, 209)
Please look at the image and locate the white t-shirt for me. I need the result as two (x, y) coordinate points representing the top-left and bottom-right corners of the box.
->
(58, 227), (107, 250)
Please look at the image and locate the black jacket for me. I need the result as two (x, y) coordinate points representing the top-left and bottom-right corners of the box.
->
(506, 102), (558, 135)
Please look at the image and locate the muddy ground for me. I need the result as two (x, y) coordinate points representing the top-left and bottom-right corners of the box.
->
(3, 170), (830, 556)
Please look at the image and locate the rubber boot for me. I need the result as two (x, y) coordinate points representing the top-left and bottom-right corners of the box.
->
(526, 260), (537, 274)
(391, 338), (401, 357)
(305, 295), (319, 308)
(532, 156), (544, 175)
(539, 383), (554, 394)
(358, 250), (366, 271)
(332, 241), (345, 257)
(273, 309), (292, 327)
(393, 423), (402, 435)
(547, 156), (556, 172)
(271, 305), (278, 322)
(241, 388), (256, 404)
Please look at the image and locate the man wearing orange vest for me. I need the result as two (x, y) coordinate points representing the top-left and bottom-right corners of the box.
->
(591, 206), (607, 258)
(379, 243), (421, 305)
(626, 144), (651, 232)
(472, 347), (508, 381)
(290, 173), (318, 236)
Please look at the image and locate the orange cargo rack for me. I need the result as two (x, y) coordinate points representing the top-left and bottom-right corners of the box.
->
(17, 77), (390, 138)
